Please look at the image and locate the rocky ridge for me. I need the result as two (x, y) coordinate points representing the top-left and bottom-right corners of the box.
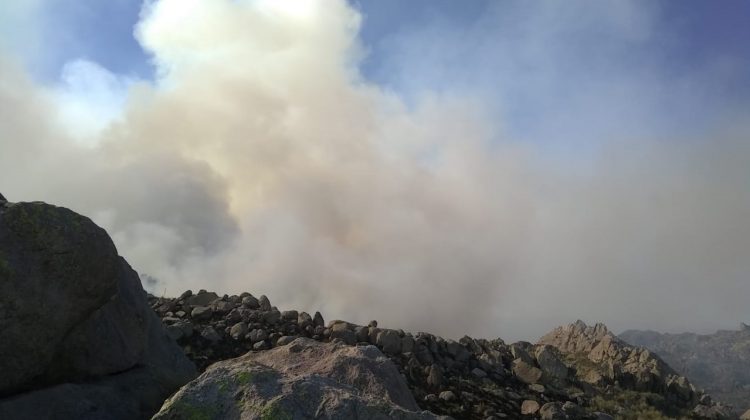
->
(151, 291), (731, 419)
(620, 326), (750, 415)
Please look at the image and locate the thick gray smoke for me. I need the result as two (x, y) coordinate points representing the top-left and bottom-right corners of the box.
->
(0, 0), (748, 340)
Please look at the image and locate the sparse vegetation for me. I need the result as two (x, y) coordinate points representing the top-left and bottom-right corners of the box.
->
(590, 390), (672, 420)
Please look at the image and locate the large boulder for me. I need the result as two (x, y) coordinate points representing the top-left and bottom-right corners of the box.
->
(153, 338), (445, 419)
(0, 199), (196, 419)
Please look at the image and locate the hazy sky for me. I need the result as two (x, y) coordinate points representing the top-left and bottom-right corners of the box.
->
(1, 0), (748, 341)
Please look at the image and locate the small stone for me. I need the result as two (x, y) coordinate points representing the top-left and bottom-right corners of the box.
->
(427, 364), (443, 388)
(179, 290), (193, 300)
(212, 300), (234, 315)
(253, 341), (268, 351)
(528, 383), (545, 393)
(539, 402), (565, 420)
(424, 394), (438, 403)
(562, 401), (583, 417)
(354, 326), (369, 343)
(225, 308), (243, 323)
(276, 336), (297, 346)
(401, 335), (415, 353)
(512, 359), (543, 385)
(281, 310), (298, 321)
(166, 321), (193, 341)
(191, 306), (213, 321)
(472, 368), (487, 378)
(185, 292), (219, 307)
(175, 310), (186, 318)
(521, 400), (540, 415)
(161, 317), (181, 324)
(510, 343), (534, 365)
(446, 340), (470, 362)
(376, 329), (402, 355)
(298, 312), (313, 327)
(263, 310), (281, 324)
(248, 329), (268, 343)
(368, 327), (381, 345)
(230, 322), (248, 340)
(200, 326), (221, 342)
(330, 323), (356, 345)
(241, 295), (259, 309)
(438, 390), (456, 402)
(258, 295), (272, 311)
(313, 311), (325, 327)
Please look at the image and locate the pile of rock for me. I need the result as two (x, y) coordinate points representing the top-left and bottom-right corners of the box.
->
(151, 292), (592, 418)
(150, 292), (729, 419)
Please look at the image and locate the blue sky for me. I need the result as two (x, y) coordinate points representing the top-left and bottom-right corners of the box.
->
(8, 0), (750, 146)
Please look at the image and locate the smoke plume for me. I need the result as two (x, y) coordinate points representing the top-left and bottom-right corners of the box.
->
(0, 0), (748, 340)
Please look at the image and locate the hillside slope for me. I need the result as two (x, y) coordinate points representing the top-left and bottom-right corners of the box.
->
(621, 326), (750, 414)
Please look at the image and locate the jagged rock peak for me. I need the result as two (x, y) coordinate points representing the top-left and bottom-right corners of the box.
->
(0, 192), (6, 202)
(538, 320), (625, 355)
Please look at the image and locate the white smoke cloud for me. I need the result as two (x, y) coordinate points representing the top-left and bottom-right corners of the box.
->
(0, 0), (748, 340)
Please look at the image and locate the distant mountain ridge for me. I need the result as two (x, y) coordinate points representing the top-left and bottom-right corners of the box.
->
(620, 325), (750, 415)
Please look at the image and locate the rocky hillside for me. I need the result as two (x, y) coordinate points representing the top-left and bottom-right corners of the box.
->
(150, 291), (732, 419)
(0, 196), (196, 419)
(620, 326), (750, 415)
(0, 195), (736, 420)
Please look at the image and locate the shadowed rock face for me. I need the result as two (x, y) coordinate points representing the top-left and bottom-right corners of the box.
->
(0, 198), (196, 419)
(153, 338), (445, 420)
(621, 327), (750, 414)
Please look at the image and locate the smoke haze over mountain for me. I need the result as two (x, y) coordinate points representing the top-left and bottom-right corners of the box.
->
(1, 0), (749, 340)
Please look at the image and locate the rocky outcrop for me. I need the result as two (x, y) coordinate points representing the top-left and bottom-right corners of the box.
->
(0, 199), (196, 419)
(153, 290), (599, 418)
(154, 338), (446, 419)
(621, 326), (750, 414)
(539, 321), (731, 418)
(151, 291), (730, 419)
